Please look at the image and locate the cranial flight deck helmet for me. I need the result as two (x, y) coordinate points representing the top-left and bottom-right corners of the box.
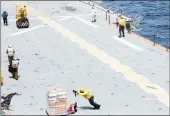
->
(8, 44), (12, 48)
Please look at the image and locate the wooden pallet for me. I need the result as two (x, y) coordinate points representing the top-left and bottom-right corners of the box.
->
(46, 107), (68, 116)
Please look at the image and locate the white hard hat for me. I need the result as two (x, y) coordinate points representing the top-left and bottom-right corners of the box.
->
(8, 44), (12, 48)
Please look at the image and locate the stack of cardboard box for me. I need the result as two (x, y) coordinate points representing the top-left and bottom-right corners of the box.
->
(47, 86), (68, 115)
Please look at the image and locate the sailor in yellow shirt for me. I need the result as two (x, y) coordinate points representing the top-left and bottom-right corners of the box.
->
(0, 71), (4, 86)
(23, 6), (27, 17)
(118, 15), (126, 38)
(74, 88), (101, 109)
(19, 8), (25, 17)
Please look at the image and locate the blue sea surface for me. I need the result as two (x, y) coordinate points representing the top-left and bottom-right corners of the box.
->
(101, 1), (170, 48)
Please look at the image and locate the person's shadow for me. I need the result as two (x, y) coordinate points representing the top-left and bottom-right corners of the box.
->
(9, 75), (20, 80)
(78, 106), (94, 110)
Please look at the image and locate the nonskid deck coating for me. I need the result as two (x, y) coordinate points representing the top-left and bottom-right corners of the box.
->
(1, 1), (169, 115)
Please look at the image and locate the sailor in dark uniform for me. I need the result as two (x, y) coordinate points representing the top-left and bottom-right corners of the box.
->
(2, 11), (8, 26)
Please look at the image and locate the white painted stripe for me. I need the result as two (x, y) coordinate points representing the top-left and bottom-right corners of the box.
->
(52, 13), (104, 18)
(113, 36), (144, 51)
(27, 17), (37, 20)
(58, 16), (72, 21)
(76, 13), (104, 17)
(74, 16), (97, 28)
(54, 16), (70, 18)
(143, 98), (157, 101)
(3, 14), (104, 22)
(1, 17), (37, 22)
(10, 25), (45, 36)
(2, 14), (102, 22)
(8, 16), (15, 18)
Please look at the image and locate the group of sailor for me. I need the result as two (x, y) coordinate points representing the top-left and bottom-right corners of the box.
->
(1, 46), (100, 113)
(0, 4), (133, 113)
(1, 45), (20, 86)
(91, 5), (132, 38)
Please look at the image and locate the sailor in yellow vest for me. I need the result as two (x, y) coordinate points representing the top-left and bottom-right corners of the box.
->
(23, 6), (27, 17)
(118, 15), (126, 38)
(73, 88), (101, 109)
(0, 71), (4, 86)
(19, 8), (25, 17)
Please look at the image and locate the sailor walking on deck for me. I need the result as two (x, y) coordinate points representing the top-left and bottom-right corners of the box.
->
(6, 44), (15, 66)
(9, 57), (20, 80)
(2, 11), (8, 26)
(92, 6), (97, 22)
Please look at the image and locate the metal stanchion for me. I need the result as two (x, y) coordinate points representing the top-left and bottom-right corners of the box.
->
(120, 10), (123, 16)
(167, 38), (169, 51)
(107, 9), (110, 24)
(106, 9), (110, 20)
(106, 11), (107, 20)
(153, 35), (156, 46)
(109, 14), (110, 24)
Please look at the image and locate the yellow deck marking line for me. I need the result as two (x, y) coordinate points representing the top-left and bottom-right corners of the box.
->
(18, 2), (169, 107)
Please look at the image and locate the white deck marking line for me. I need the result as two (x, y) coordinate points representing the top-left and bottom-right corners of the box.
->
(8, 16), (16, 18)
(72, 13), (104, 17)
(58, 16), (72, 21)
(1, 17), (37, 22)
(10, 25), (45, 36)
(18, 2), (169, 107)
(113, 36), (144, 51)
(1, 14), (104, 22)
(52, 13), (104, 18)
(74, 13), (104, 17)
(143, 98), (158, 101)
(74, 16), (98, 28)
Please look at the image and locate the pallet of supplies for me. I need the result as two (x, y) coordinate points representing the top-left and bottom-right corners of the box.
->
(46, 86), (68, 115)
(46, 105), (67, 115)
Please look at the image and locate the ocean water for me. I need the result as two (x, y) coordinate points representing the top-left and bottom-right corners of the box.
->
(101, 1), (170, 48)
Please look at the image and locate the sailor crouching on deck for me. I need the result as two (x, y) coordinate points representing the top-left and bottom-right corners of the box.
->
(6, 44), (15, 66)
(73, 88), (101, 109)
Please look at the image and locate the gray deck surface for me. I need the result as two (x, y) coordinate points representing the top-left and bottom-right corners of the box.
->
(1, 1), (169, 115)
